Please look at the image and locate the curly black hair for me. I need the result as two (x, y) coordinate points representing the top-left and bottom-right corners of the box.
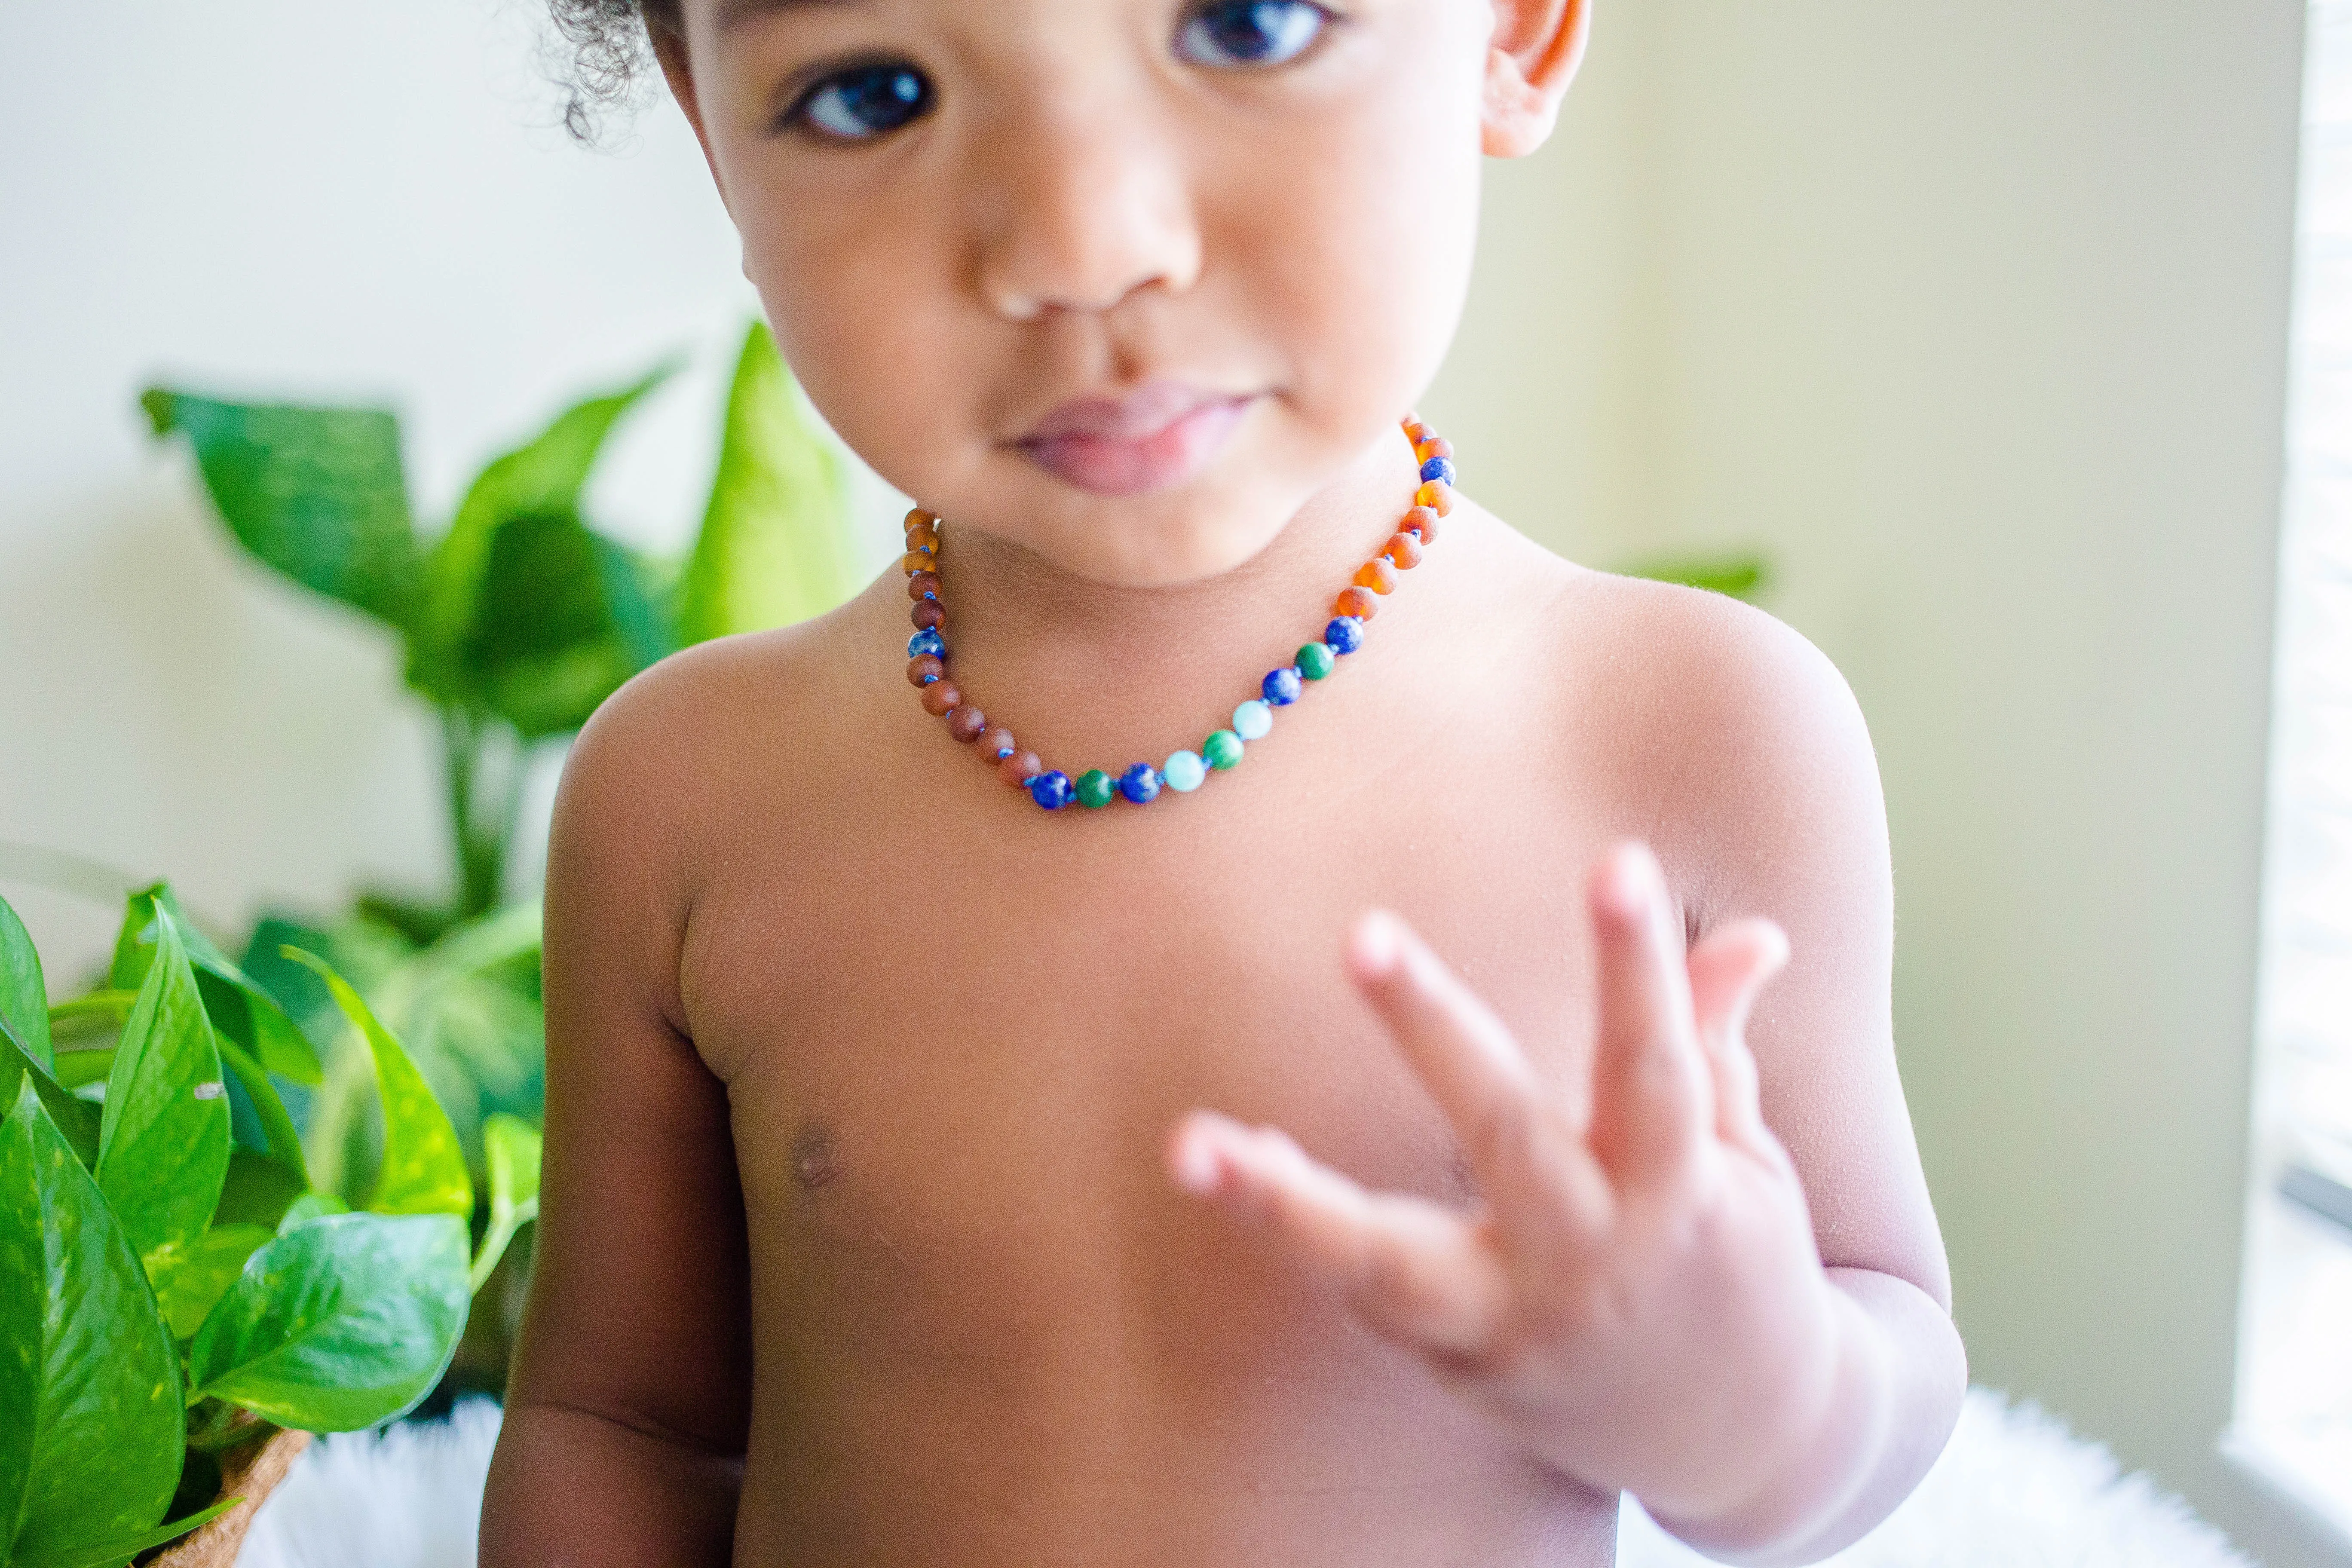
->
(546, 0), (680, 142)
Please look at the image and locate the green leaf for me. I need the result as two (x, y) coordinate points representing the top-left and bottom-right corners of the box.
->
(470, 1113), (542, 1292)
(2, 1030), (99, 1167)
(216, 1037), (309, 1189)
(679, 320), (856, 643)
(410, 364), (675, 705)
(187, 1210), (470, 1431)
(49, 1047), (113, 1091)
(111, 886), (320, 1086)
(455, 509), (677, 737)
(1616, 551), (1772, 603)
(0, 1080), (184, 1566)
(213, 1148), (308, 1231)
(277, 1191), (348, 1232)
(96, 909), (231, 1261)
(15, 1496), (239, 1568)
(282, 949), (471, 1219)
(145, 1224), (273, 1339)
(141, 389), (421, 628)
(0, 892), (52, 1071)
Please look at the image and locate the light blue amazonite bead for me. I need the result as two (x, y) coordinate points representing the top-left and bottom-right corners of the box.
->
(1233, 699), (1273, 741)
(1162, 750), (1206, 792)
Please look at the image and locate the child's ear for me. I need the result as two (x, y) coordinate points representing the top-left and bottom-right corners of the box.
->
(649, 20), (732, 219)
(1482, 0), (1592, 158)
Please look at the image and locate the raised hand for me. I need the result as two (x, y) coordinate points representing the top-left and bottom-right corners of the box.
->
(1167, 842), (1847, 1531)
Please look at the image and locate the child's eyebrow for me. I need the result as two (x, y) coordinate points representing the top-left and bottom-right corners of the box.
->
(716, 0), (859, 32)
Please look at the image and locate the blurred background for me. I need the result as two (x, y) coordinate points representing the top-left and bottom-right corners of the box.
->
(2, 0), (2343, 1563)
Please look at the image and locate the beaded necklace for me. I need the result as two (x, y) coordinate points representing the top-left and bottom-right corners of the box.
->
(901, 415), (1456, 812)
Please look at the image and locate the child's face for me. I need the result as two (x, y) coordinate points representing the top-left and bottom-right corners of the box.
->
(665, 0), (1577, 587)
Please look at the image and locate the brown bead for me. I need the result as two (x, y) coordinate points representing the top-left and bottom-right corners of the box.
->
(910, 599), (945, 632)
(979, 727), (1017, 762)
(907, 654), (944, 687)
(999, 750), (1043, 787)
(1334, 586), (1379, 620)
(903, 508), (937, 531)
(907, 570), (942, 602)
(1401, 504), (1441, 543)
(945, 704), (987, 743)
(1383, 530), (1424, 570)
(1354, 557), (1399, 595)
(921, 682), (962, 717)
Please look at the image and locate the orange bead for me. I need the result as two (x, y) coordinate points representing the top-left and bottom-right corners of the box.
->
(1414, 437), (1454, 462)
(1354, 557), (1398, 595)
(1402, 419), (1431, 443)
(1402, 504), (1441, 543)
(904, 508), (937, 531)
(999, 750), (1043, 787)
(1414, 481), (1454, 516)
(921, 682), (962, 717)
(905, 528), (937, 553)
(1383, 531), (1424, 570)
(902, 550), (937, 576)
(1334, 586), (1379, 620)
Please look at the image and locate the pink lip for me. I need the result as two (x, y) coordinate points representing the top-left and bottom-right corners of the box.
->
(1015, 382), (1254, 496)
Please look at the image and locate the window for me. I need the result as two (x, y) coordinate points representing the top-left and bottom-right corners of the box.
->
(2233, 0), (2352, 1541)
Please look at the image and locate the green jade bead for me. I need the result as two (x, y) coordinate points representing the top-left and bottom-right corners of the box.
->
(1203, 730), (1244, 770)
(1296, 642), (1337, 680)
(1076, 769), (1118, 808)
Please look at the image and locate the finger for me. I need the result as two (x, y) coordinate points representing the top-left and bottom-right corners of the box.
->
(1587, 842), (1712, 1185)
(1168, 1109), (1509, 1355)
(1686, 918), (1788, 1154)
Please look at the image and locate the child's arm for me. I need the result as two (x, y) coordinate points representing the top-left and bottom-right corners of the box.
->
(1169, 602), (1963, 1566)
(481, 695), (752, 1567)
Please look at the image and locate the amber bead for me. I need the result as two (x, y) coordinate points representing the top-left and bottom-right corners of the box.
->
(999, 750), (1043, 786)
(1334, 586), (1380, 620)
(1414, 481), (1454, 516)
(921, 682), (963, 717)
(979, 727), (1017, 762)
(905, 526), (937, 551)
(1383, 531), (1424, 570)
(1354, 558), (1398, 595)
(946, 705), (987, 743)
(1401, 504), (1441, 543)
(910, 599), (945, 632)
(907, 570), (942, 602)
(1403, 420), (1433, 445)
(907, 653), (945, 687)
(903, 550), (939, 576)
(1415, 436), (1454, 462)
(904, 508), (937, 531)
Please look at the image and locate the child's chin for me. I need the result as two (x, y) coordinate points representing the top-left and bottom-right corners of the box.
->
(1035, 511), (1289, 589)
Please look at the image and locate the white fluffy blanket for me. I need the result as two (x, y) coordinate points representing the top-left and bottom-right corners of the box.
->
(239, 1390), (2254, 1567)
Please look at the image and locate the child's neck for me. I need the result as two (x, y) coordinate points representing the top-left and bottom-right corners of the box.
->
(932, 431), (1425, 763)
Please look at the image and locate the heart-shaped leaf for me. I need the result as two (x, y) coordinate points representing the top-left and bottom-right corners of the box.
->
(145, 1223), (274, 1339)
(678, 321), (856, 642)
(140, 389), (421, 629)
(110, 886), (320, 1085)
(283, 950), (471, 1219)
(97, 909), (230, 1261)
(13, 1496), (238, 1568)
(0, 892), (52, 1071)
(213, 1148), (308, 1231)
(0, 1080), (184, 1566)
(1, 1029), (97, 1168)
(277, 1191), (349, 1233)
(187, 1210), (469, 1432)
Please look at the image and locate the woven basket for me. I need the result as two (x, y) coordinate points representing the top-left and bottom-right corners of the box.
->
(148, 1429), (312, 1568)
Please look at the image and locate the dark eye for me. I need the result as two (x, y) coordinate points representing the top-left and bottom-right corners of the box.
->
(1175, 0), (1330, 68)
(795, 62), (933, 141)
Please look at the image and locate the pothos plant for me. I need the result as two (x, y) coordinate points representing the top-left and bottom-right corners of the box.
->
(0, 882), (536, 1568)
(136, 324), (857, 1390)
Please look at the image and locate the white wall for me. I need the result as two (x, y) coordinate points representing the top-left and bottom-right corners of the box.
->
(1431, 2), (2330, 1560)
(1, 0), (2334, 1559)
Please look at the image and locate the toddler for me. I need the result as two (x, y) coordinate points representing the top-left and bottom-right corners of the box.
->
(481, 0), (1965, 1562)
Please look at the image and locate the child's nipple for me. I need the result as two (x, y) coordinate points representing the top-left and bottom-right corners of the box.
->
(792, 1122), (841, 1190)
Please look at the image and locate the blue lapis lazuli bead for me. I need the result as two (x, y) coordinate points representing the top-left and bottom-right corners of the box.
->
(1324, 616), (1365, 655)
(1262, 666), (1303, 706)
(908, 628), (946, 659)
(1119, 763), (1162, 804)
(1418, 455), (1457, 487)
(1029, 770), (1074, 810)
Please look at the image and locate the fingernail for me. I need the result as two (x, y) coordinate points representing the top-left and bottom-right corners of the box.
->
(1170, 1125), (1221, 1195)
(1596, 845), (1650, 919)
(1351, 910), (1403, 977)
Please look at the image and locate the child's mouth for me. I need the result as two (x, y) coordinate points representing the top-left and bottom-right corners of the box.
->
(1015, 382), (1255, 496)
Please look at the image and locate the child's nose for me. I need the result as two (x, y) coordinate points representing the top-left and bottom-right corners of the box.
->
(970, 103), (1203, 322)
